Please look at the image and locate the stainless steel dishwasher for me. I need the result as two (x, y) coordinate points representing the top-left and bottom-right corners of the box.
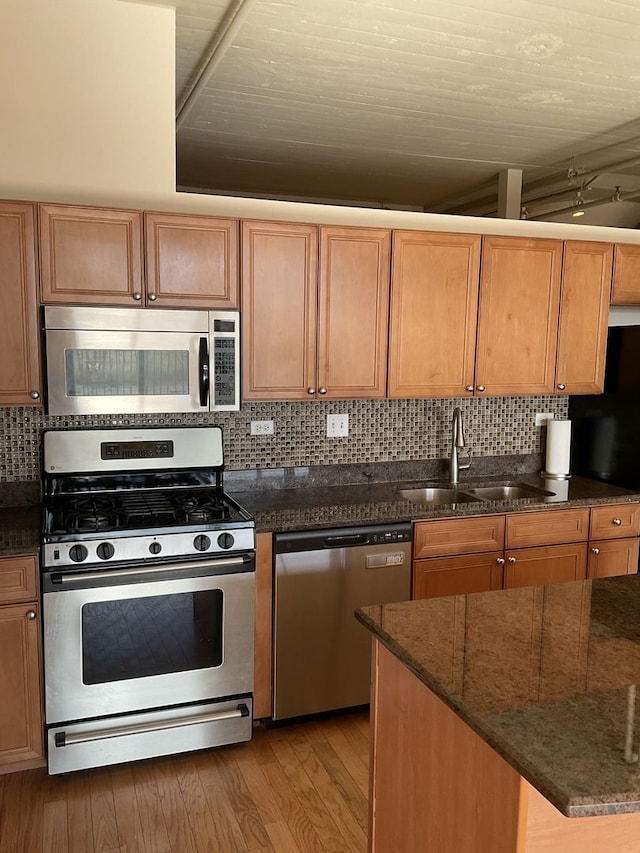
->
(273, 522), (412, 720)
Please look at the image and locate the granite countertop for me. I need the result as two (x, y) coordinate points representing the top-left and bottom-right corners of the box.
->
(357, 574), (640, 818)
(228, 470), (640, 534)
(0, 505), (40, 557)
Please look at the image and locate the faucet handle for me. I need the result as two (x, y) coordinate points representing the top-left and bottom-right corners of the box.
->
(458, 447), (472, 471)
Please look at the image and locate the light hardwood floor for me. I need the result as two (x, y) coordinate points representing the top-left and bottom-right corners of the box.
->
(0, 710), (369, 853)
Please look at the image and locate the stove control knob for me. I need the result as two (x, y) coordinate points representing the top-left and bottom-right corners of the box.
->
(149, 541), (162, 555)
(217, 532), (235, 550)
(69, 544), (89, 563)
(96, 542), (115, 561)
(194, 534), (211, 552)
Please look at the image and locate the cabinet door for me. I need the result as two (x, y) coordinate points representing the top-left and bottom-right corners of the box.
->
(144, 213), (239, 308)
(0, 202), (41, 406)
(241, 221), (318, 400)
(556, 241), (612, 394)
(253, 532), (273, 719)
(503, 542), (587, 589)
(413, 515), (505, 559)
(388, 231), (481, 397)
(611, 243), (640, 305)
(0, 555), (38, 604)
(317, 227), (390, 398)
(475, 236), (562, 395)
(588, 537), (639, 578)
(589, 502), (640, 540)
(412, 552), (504, 599)
(39, 204), (144, 305)
(0, 602), (43, 769)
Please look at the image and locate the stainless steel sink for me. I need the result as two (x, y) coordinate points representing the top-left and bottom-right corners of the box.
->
(399, 487), (481, 506)
(465, 484), (555, 501)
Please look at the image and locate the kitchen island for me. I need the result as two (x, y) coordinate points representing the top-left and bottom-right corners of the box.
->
(357, 575), (640, 853)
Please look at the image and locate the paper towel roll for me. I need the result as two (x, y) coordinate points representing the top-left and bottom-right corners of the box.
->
(545, 419), (572, 476)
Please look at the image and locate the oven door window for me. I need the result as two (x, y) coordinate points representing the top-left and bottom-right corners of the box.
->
(65, 349), (190, 397)
(81, 590), (223, 684)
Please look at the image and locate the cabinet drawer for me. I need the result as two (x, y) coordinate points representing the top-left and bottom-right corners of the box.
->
(0, 556), (38, 605)
(413, 516), (505, 559)
(505, 508), (589, 548)
(587, 537), (639, 579)
(589, 503), (640, 540)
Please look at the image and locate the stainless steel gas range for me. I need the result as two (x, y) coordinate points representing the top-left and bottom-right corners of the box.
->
(40, 426), (255, 775)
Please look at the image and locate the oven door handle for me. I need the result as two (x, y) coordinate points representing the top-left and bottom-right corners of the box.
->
(199, 336), (210, 407)
(55, 556), (247, 584)
(54, 703), (250, 747)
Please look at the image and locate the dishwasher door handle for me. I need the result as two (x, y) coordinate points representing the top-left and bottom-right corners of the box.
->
(323, 534), (368, 548)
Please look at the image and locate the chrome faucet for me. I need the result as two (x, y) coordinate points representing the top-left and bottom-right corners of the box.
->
(449, 407), (471, 485)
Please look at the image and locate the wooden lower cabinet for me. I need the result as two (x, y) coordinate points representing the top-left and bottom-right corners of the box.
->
(503, 542), (588, 589)
(588, 537), (640, 578)
(0, 556), (44, 773)
(253, 532), (273, 719)
(412, 551), (503, 599)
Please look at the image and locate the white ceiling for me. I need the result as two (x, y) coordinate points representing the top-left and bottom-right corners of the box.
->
(168, 0), (640, 227)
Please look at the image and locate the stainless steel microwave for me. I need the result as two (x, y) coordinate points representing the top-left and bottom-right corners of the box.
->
(44, 306), (240, 416)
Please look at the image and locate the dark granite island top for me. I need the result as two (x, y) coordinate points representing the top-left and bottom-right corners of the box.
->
(357, 573), (640, 845)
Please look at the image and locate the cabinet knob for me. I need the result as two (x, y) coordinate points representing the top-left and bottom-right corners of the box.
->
(465, 385), (474, 393)
(507, 556), (517, 563)
(476, 385), (485, 392)
(30, 390), (40, 400)
(132, 291), (142, 301)
(148, 292), (158, 301)
(307, 387), (316, 395)
(591, 547), (600, 555)
(557, 383), (566, 391)
(318, 387), (327, 395)
(26, 610), (37, 621)
(613, 518), (622, 525)
(496, 557), (505, 566)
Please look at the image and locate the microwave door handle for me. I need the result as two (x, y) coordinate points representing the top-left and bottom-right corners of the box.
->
(198, 337), (210, 407)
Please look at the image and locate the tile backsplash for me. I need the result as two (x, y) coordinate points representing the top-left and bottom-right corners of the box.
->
(0, 396), (568, 482)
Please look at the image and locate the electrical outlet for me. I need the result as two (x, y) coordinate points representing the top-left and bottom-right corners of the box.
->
(250, 420), (274, 435)
(535, 412), (554, 427)
(327, 413), (349, 437)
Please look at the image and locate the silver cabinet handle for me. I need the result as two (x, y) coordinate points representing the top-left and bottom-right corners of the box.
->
(591, 547), (600, 555)
(30, 390), (40, 400)
(318, 387), (327, 395)
(132, 291), (142, 301)
(476, 385), (485, 392)
(26, 610), (37, 620)
(307, 387), (316, 395)
(507, 556), (516, 563)
(613, 518), (622, 526)
(557, 383), (566, 391)
(148, 293), (158, 301)
(496, 557), (505, 566)
(465, 385), (474, 393)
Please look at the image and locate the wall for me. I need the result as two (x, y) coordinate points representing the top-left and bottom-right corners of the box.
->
(0, 395), (568, 482)
(0, 0), (175, 203)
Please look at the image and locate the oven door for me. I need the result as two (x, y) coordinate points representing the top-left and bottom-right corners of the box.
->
(44, 327), (212, 415)
(42, 556), (255, 725)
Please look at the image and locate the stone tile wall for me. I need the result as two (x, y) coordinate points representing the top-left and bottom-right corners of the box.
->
(0, 395), (568, 482)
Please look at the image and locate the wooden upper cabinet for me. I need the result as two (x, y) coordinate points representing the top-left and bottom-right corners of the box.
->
(0, 202), (41, 406)
(317, 226), (390, 399)
(388, 231), (481, 398)
(611, 243), (640, 304)
(39, 204), (144, 306)
(144, 212), (238, 308)
(242, 220), (318, 400)
(556, 241), (612, 395)
(241, 221), (391, 401)
(475, 236), (563, 396)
